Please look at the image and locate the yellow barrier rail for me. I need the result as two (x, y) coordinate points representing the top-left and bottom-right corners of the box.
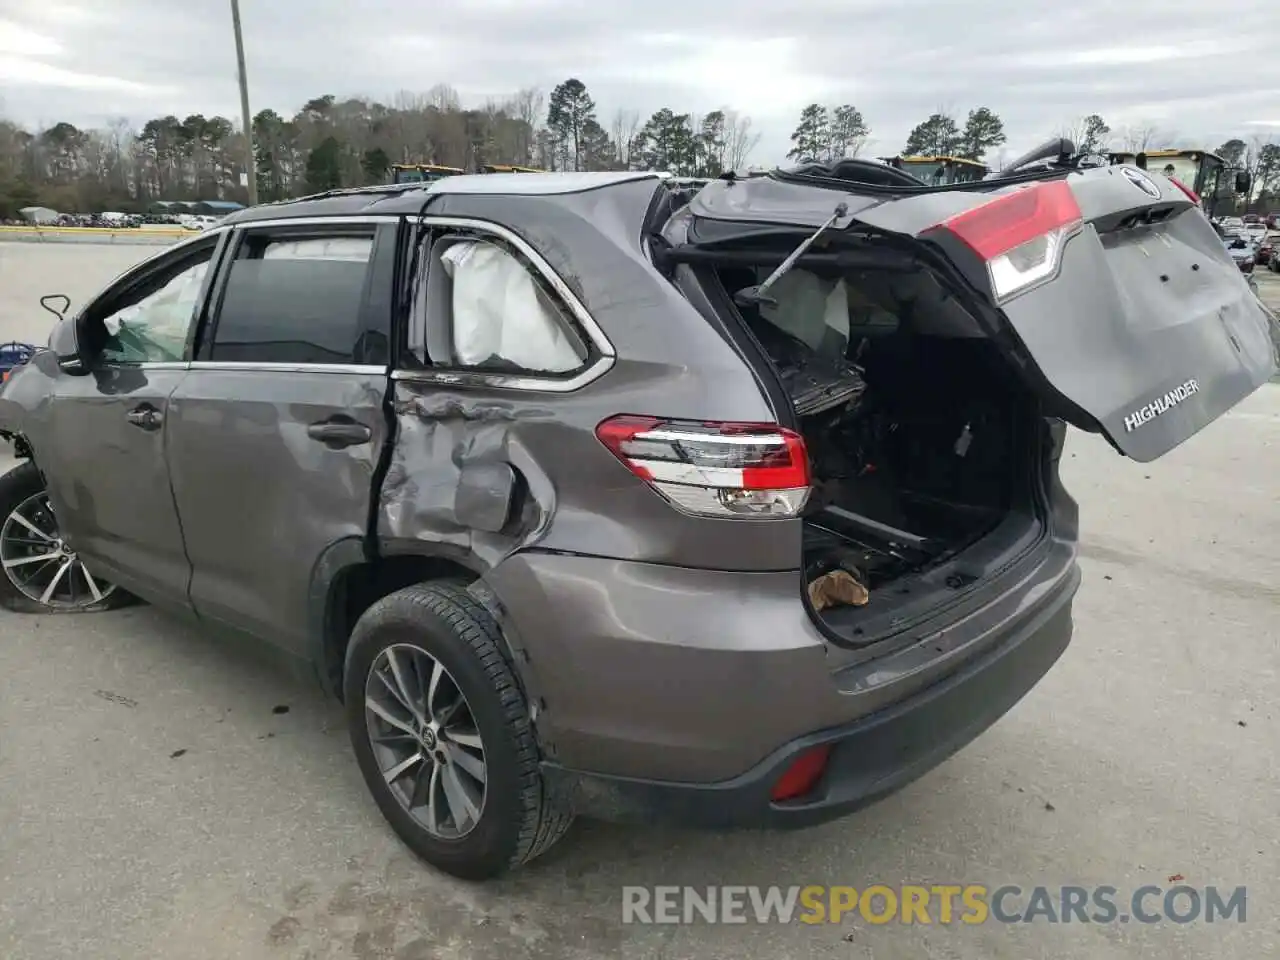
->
(0, 225), (193, 237)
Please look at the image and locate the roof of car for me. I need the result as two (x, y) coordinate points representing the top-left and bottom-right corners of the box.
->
(222, 171), (664, 226)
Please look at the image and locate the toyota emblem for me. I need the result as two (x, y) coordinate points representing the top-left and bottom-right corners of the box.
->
(1121, 167), (1162, 200)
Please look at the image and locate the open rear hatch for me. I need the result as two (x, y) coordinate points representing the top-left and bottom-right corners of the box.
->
(683, 165), (1277, 462)
(662, 163), (1275, 646)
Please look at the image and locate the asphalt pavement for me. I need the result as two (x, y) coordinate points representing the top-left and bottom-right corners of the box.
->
(0, 242), (1277, 960)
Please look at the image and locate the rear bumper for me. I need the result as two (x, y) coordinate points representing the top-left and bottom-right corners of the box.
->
(542, 561), (1078, 829)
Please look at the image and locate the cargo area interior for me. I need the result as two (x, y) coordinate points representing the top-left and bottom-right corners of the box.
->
(701, 248), (1049, 645)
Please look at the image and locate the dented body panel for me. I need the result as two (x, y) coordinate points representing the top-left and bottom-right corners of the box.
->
(166, 367), (387, 657)
(378, 185), (803, 574)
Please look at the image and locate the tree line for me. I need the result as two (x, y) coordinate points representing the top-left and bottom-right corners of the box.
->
(786, 104), (1009, 163)
(0, 77), (762, 216)
(790, 104), (1277, 206)
(2, 77), (1277, 216)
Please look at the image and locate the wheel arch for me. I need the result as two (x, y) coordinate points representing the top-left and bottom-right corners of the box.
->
(310, 538), (497, 701)
(0, 429), (35, 462)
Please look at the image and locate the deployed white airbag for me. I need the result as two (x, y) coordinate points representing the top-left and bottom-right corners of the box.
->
(441, 240), (582, 373)
(759, 270), (850, 354)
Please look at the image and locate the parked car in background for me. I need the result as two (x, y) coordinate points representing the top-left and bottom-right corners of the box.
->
(1244, 221), (1268, 243)
(1223, 230), (1258, 274)
(1, 166), (1274, 880)
(1256, 232), (1278, 268)
(0, 342), (36, 385)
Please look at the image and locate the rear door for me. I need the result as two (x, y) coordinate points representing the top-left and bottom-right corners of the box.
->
(688, 167), (1277, 462)
(165, 217), (395, 656)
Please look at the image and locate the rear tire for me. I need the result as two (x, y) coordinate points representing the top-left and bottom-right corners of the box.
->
(0, 461), (132, 614)
(344, 580), (573, 880)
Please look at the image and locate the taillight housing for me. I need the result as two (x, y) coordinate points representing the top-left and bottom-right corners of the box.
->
(935, 180), (1083, 303)
(595, 415), (811, 519)
(1169, 178), (1200, 205)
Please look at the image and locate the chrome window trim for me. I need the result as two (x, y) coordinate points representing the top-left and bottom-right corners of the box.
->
(389, 358), (612, 393)
(229, 215), (402, 230)
(111, 361), (190, 371)
(398, 214), (616, 393)
(189, 361), (386, 375)
(99, 361), (387, 375)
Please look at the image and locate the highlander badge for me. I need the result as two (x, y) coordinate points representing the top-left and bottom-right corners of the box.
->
(1124, 379), (1200, 432)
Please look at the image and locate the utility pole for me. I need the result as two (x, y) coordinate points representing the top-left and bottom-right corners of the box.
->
(230, 0), (258, 206)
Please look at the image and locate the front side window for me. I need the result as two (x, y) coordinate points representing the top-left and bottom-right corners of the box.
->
(98, 246), (215, 363)
(207, 231), (378, 364)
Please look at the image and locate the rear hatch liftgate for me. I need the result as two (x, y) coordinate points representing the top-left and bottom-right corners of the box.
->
(683, 166), (1277, 462)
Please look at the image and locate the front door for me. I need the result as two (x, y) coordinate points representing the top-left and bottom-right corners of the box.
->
(39, 236), (222, 604)
(165, 220), (395, 656)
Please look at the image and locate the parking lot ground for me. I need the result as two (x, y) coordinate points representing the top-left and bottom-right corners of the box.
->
(1, 243), (1278, 959)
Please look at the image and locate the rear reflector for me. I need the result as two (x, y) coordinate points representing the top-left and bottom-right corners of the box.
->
(596, 415), (811, 519)
(771, 744), (832, 802)
(937, 180), (1083, 303)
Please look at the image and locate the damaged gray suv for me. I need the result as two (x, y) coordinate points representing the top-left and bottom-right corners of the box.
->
(2, 151), (1275, 880)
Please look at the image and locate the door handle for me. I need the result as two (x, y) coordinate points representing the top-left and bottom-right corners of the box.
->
(125, 406), (163, 431)
(306, 419), (372, 449)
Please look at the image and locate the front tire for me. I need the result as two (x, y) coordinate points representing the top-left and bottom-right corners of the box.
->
(0, 461), (130, 614)
(344, 581), (573, 880)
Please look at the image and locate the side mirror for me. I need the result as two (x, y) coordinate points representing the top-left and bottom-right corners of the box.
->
(1234, 171), (1252, 194)
(48, 317), (91, 376)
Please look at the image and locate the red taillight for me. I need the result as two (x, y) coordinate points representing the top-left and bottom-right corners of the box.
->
(935, 180), (1083, 303)
(595, 415), (811, 519)
(1169, 178), (1200, 204)
(771, 744), (831, 802)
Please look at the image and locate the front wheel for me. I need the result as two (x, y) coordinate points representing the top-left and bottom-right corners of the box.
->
(0, 461), (129, 614)
(344, 581), (574, 880)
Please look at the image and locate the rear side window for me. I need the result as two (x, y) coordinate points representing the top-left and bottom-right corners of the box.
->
(408, 233), (589, 377)
(205, 230), (379, 364)
(442, 239), (585, 373)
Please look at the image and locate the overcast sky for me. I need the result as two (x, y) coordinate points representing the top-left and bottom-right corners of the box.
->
(2, 0), (1278, 166)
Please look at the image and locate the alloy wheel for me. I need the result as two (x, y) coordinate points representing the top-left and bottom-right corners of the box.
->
(0, 492), (118, 609)
(364, 643), (488, 839)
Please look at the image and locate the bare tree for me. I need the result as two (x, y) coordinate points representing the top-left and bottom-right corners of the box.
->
(1058, 114), (1112, 154)
(1244, 134), (1278, 205)
(426, 84), (461, 113)
(1118, 123), (1172, 152)
(611, 109), (641, 169)
(513, 87), (544, 164)
(723, 109), (761, 171)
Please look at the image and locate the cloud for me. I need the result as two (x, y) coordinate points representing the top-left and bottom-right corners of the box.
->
(0, 18), (65, 57)
(0, 0), (1277, 164)
(0, 55), (170, 95)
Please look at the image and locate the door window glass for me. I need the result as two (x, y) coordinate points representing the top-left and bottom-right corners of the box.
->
(99, 249), (214, 363)
(209, 233), (376, 364)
